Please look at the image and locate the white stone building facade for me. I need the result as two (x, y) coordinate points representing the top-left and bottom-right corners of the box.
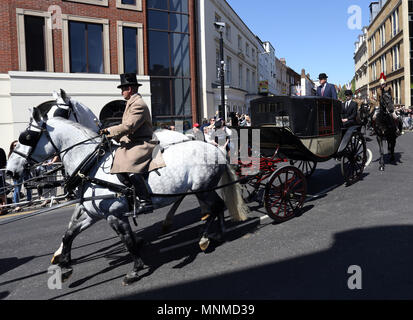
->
(354, 27), (369, 99)
(0, 72), (151, 152)
(197, 0), (259, 119)
(300, 69), (316, 96)
(257, 39), (276, 95)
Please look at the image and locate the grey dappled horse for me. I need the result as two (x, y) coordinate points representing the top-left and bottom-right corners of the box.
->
(7, 90), (199, 264)
(7, 108), (248, 285)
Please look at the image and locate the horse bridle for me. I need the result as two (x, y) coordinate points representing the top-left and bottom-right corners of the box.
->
(16, 119), (60, 167)
(14, 99), (79, 166)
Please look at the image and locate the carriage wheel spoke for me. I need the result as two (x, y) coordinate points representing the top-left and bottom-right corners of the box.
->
(287, 198), (297, 212)
(265, 166), (307, 222)
(269, 196), (282, 208)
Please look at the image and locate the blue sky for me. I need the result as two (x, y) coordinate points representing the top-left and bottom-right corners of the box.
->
(226, 0), (373, 86)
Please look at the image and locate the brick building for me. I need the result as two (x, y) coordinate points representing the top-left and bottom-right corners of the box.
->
(0, 0), (147, 75)
(0, 0), (200, 151)
(367, 0), (410, 106)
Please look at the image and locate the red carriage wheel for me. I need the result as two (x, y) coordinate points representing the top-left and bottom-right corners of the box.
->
(264, 166), (307, 223)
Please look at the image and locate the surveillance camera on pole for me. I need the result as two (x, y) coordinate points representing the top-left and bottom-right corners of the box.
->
(214, 21), (226, 33)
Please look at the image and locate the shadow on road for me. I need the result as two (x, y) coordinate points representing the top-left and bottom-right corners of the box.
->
(0, 291), (10, 300)
(0, 257), (35, 278)
(371, 152), (403, 167)
(113, 225), (413, 300)
(49, 209), (263, 298)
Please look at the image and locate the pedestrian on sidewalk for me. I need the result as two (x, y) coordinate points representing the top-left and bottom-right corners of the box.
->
(0, 147), (7, 215)
(8, 140), (31, 211)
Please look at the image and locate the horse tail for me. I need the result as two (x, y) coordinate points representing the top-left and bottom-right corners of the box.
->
(220, 164), (249, 222)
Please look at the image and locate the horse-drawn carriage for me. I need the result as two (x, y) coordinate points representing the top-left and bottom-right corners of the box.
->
(233, 96), (367, 222)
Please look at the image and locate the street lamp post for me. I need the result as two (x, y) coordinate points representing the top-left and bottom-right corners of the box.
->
(214, 22), (226, 120)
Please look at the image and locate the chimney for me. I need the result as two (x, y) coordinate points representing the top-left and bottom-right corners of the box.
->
(369, 1), (380, 22)
(280, 58), (286, 65)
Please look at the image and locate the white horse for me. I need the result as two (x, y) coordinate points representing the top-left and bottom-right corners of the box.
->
(7, 107), (248, 285)
(7, 90), (196, 260)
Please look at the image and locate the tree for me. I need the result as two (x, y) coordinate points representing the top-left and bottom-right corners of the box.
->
(338, 85), (347, 101)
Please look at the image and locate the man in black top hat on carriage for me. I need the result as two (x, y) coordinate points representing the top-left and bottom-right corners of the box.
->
(316, 73), (337, 99)
(341, 90), (358, 128)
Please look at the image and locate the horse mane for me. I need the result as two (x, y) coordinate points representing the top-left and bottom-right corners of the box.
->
(49, 117), (100, 141)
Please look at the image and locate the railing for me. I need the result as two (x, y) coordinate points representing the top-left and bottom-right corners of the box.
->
(0, 163), (66, 214)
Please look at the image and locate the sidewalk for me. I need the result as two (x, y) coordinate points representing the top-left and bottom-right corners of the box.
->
(0, 186), (66, 216)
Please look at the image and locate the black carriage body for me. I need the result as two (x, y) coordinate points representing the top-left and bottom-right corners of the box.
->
(243, 96), (344, 161)
(251, 96), (342, 137)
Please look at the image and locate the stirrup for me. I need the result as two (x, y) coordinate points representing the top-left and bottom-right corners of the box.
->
(124, 200), (153, 217)
(136, 200), (153, 214)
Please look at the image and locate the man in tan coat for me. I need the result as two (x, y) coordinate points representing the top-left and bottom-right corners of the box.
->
(101, 73), (165, 214)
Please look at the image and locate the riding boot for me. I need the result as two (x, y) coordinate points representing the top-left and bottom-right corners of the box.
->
(117, 173), (153, 215)
(129, 173), (153, 214)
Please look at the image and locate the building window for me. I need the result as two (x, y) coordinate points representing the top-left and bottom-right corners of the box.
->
(252, 48), (255, 62)
(379, 24), (386, 47)
(393, 79), (401, 104)
(69, 21), (104, 73)
(245, 43), (250, 57)
(62, 15), (110, 73)
(225, 24), (231, 42)
(238, 64), (243, 88)
(117, 21), (144, 74)
(123, 27), (137, 73)
(63, 0), (109, 6)
(246, 68), (250, 91)
(392, 44), (400, 71)
(16, 9), (54, 72)
(371, 61), (377, 81)
(24, 16), (46, 71)
(238, 35), (242, 53)
(391, 8), (399, 37)
(226, 56), (232, 85)
(148, 0), (191, 124)
(116, 0), (142, 11)
(380, 54), (386, 74)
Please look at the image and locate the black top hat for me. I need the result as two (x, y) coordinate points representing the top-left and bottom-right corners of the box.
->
(318, 73), (328, 80)
(214, 119), (223, 129)
(345, 90), (353, 96)
(117, 73), (142, 89)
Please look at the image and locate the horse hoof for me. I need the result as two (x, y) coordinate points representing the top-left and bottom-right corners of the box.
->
(161, 224), (171, 235)
(61, 267), (73, 283)
(199, 236), (210, 252)
(122, 271), (140, 286)
(51, 254), (61, 265)
(201, 214), (210, 221)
